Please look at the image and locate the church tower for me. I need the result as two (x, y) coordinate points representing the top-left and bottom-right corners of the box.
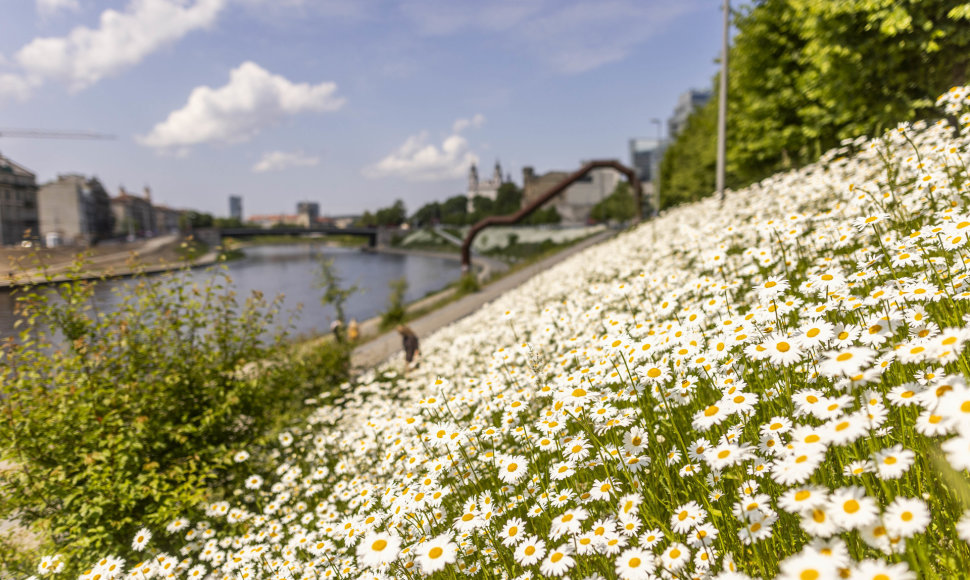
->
(493, 160), (503, 184)
(468, 163), (479, 194)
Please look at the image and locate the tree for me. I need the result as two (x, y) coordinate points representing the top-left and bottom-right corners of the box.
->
(356, 211), (376, 227)
(495, 183), (523, 215)
(213, 217), (243, 228)
(440, 195), (469, 224)
(411, 201), (441, 227)
(590, 182), (636, 222)
(315, 257), (359, 341)
(523, 205), (561, 225)
(178, 211), (214, 230)
(659, 98), (722, 209)
(375, 199), (407, 226)
(660, 0), (970, 203)
(471, 195), (494, 216)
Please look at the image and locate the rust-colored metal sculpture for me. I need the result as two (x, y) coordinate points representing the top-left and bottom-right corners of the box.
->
(460, 160), (642, 270)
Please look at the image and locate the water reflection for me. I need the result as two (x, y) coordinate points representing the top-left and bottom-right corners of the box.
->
(0, 243), (460, 340)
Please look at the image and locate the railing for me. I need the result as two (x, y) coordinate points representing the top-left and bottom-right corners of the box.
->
(460, 160), (642, 270)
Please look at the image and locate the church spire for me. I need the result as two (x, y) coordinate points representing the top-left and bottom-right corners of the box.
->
(468, 162), (479, 193)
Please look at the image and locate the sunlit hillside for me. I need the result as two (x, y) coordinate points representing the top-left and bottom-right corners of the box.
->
(54, 86), (970, 580)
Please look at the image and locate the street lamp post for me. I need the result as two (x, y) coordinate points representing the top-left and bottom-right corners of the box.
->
(716, 0), (729, 204)
(651, 118), (663, 215)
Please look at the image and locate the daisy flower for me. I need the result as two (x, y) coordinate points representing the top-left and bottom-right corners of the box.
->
(615, 547), (655, 580)
(818, 346), (876, 378)
(415, 534), (458, 574)
(131, 528), (152, 551)
(540, 544), (575, 577)
(828, 486), (879, 531)
(873, 445), (915, 479)
(639, 528), (664, 548)
(499, 517), (527, 547)
(883, 497), (930, 538)
(659, 542), (690, 572)
(853, 558), (916, 580)
(514, 535), (546, 566)
(670, 501), (707, 534)
(357, 532), (402, 569)
(777, 549), (839, 580)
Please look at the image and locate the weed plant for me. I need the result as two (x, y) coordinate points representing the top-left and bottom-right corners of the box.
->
(0, 259), (350, 576)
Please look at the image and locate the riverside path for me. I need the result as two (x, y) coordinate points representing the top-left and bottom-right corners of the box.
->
(351, 228), (616, 369)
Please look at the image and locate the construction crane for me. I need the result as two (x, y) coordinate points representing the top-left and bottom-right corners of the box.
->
(0, 129), (115, 140)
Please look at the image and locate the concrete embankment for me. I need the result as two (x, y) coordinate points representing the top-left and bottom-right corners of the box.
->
(0, 235), (221, 288)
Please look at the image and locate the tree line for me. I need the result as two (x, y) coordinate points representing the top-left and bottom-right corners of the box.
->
(660, 0), (970, 209)
(358, 182), (562, 228)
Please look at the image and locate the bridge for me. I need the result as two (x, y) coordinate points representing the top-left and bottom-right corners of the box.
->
(194, 225), (387, 248)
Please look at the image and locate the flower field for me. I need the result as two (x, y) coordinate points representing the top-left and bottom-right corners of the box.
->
(49, 86), (970, 579)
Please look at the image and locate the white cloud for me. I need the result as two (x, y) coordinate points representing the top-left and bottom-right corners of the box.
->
(139, 61), (345, 150)
(0, 73), (37, 102)
(364, 115), (485, 182)
(15, 0), (226, 92)
(36, 0), (80, 18)
(252, 150), (320, 173)
(452, 113), (485, 134)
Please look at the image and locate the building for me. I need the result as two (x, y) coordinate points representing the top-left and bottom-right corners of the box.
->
(329, 215), (359, 228)
(467, 161), (507, 211)
(296, 201), (320, 227)
(153, 205), (182, 235)
(247, 213), (302, 228)
(111, 186), (155, 238)
(522, 163), (622, 226)
(629, 138), (665, 211)
(37, 174), (114, 246)
(668, 89), (711, 139)
(229, 195), (243, 221)
(0, 153), (39, 245)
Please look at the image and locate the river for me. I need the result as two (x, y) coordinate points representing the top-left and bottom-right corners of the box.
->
(0, 243), (462, 339)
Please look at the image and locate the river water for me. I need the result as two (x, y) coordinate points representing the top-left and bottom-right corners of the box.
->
(0, 243), (461, 340)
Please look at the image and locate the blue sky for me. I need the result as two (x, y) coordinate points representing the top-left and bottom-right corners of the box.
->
(0, 0), (723, 217)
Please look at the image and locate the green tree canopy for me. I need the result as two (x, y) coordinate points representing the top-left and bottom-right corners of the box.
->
(660, 0), (970, 207)
(590, 182), (637, 222)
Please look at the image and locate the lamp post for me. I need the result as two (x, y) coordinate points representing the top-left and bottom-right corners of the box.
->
(716, 0), (729, 204)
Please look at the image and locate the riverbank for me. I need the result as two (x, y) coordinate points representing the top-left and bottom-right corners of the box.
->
(0, 235), (221, 288)
(345, 228), (616, 369)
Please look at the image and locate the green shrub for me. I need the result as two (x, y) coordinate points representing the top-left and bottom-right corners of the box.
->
(456, 272), (481, 296)
(0, 261), (349, 576)
(379, 277), (409, 331)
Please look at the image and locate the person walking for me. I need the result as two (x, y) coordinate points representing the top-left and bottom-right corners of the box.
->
(330, 319), (344, 343)
(397, 325), (420, 373)
(347, 318), (360, 342)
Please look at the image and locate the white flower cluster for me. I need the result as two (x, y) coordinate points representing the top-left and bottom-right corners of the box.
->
(48, 85), (970, 579)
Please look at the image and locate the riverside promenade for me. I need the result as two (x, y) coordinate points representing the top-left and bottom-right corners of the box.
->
(350, 228), (616, 369)
(0, 234), (220, 287)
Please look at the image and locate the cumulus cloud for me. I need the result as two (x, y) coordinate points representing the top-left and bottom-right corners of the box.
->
(252, 150), (320, 173)
(452, 113), (485, 134)
(0, 73), (36, 102)
(138, 61), (345, 150)
(36, 0), (80, 17)
(14, 0), (225, 93)
(364, 115), (485, 182)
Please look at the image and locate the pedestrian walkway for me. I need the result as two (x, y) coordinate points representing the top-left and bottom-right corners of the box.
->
(351, 229), (616, 369)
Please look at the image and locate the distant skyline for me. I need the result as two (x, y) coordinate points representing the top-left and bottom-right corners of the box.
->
(1, 0), (724, 217)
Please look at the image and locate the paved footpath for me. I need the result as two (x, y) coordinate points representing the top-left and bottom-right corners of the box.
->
(351, 229), (616, 370)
